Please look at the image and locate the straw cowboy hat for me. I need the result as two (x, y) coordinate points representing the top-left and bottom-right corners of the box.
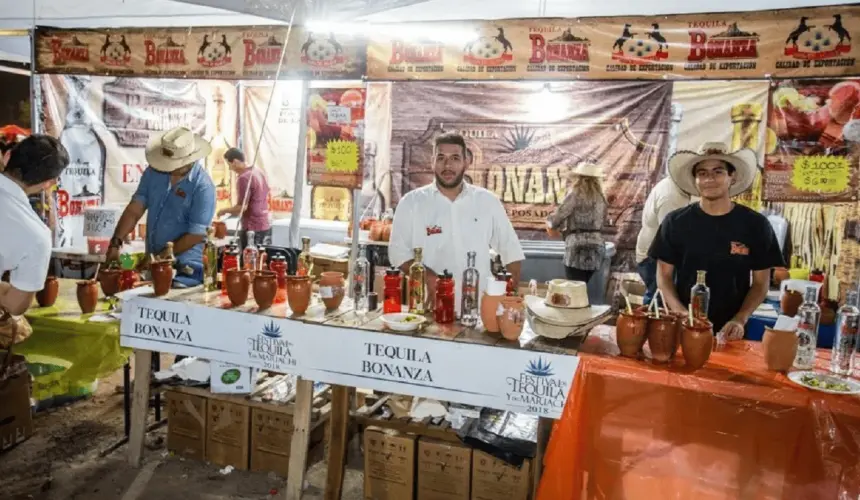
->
(524, 280), (611, 339)
(145, 127), (212, 173)
(668, 142), (758, 198)
(569, 160), (602, 178)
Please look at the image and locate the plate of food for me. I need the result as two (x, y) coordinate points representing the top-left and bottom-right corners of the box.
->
(381, 313), (426, 332)
(788, 371), (860, 395)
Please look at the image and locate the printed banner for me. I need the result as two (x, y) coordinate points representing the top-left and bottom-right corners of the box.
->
(306, 87), (366, 189)
(390, 81), (671, 269)
(35, 26), (366, 80)
(764, 79), (860, 202)
(367, 5), (860, 80)
(39, 75), (238, 248)
(120, 296), (580, 419)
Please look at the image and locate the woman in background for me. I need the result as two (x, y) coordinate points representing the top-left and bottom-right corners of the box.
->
(546, 161), (608, 283)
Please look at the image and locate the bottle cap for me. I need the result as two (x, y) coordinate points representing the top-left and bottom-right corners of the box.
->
(386, 267), (401, 276)
(367, 292), (378, 310)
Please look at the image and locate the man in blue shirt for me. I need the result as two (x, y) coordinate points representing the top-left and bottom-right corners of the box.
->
(106, 127), (216, 287)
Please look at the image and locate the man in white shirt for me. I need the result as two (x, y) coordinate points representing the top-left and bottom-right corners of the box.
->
(634, 176), (690, 304)
(389, 133), (524, 311)
(0, 136), (70, 316)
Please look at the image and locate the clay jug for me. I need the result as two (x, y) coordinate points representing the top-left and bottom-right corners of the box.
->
(225, 269), (251, 306)
(773, 267), (790, 287)
(480, 292), (504, 333)
(253, 270), (277, 310)
(286, 275), (312, 315)
(780, 290), (803, 317)
(616, 311), (649, 357)
(212, 221), (228, 239)
(98, 268), (122, 297)
(76, 280), (99, 314)
(319, 271), (345, 310)
(36, 276), (59, 308)
(680, 318), (714, 370)
(150, 260), (174, 297)
(762, 327), (797, 372)
(497, 296), (525, 341)
(647, 314), (679, 364)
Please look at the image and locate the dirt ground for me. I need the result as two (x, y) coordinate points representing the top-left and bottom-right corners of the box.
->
(1, 355), (366, 500)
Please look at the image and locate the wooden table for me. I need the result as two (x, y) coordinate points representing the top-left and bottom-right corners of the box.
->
(121, 285), (600, 500)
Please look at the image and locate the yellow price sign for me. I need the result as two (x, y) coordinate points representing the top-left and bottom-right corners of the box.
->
(791, 155), (850, 193)
(326, 140), (359, 174)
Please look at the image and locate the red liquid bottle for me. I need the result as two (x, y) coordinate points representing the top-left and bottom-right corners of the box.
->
(221, 245), (239, 295)
(434, 269), (455, 324)
(270, 255), (287, 304)
(383, 267), (403, 314)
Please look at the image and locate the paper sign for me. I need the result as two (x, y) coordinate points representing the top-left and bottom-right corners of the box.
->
(791, 156), (851, 193)
(326, 140), (359, 173)
(83, 207), (121, 237)
(326, 105), (351, 125)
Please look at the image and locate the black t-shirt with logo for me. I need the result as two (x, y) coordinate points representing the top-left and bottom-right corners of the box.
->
(648, 203), (786, 333)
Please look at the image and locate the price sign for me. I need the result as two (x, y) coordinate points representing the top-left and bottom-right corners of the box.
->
(791, 156), (851, 193)
(83, 207), (121, 237)
(326, 140), (359, 173)
(326, 105), (351, 125)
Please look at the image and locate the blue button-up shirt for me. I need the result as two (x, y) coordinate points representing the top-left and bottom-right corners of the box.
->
(132, 162), (215, 287)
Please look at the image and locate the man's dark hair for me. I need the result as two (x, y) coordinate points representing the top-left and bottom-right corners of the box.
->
(434, 133), (467, 157)
(4, 135), (69, 186)
(224, 148), (245, 163)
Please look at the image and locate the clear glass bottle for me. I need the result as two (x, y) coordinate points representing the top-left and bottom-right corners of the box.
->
(460, 251), (480, 327)
(793, 286), (821, 370)
(408, 247), (426, 314)
(203, 227), (218, 292)
(352, 245), (370, 313)
(297, 236), (313, 277)
(690, 270), (710, 320)
(831, 290), (860, 376)
(242, 231), (258, 270)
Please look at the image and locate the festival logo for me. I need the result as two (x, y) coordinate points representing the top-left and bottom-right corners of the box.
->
(247, 320), (297, 371)
(611, 23), (670, 64)
(505, 357), (568, 415)
(686, 22), (759, 71)
(300, 32), (346, 68)
(197, 33), (233, 67)
(242, 32), (284, 75)
(98, 34), (131, 67)
(143, 34), (188, 67)
(528, 26), (590, 71)
(49, 35), (90, 65)
(784, 14), (852, 61)
(386, 37), (445, 74)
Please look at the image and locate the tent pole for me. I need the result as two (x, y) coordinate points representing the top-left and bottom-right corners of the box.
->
(287, 80), (310, 249)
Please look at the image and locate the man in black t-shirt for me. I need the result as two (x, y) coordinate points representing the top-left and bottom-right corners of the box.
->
(649, 142), (785, 338)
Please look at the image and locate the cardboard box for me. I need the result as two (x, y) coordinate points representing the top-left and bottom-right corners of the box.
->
(417, 438), (472, 500)
(0, 354), (33, 452)
(166, 390), (207, 460)
(249, 407), (326, 476)
(210, 361), (257, 394)
(364, 428), (416, 500)
(470, 450), (530, 500)
(206, 398), (250, 470)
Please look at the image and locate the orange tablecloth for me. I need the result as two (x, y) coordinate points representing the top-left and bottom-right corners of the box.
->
(537, 326), (860, 500)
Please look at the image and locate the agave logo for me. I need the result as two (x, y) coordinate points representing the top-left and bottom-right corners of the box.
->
(262, 320), (282, 338)
(525, 357), (554, 377)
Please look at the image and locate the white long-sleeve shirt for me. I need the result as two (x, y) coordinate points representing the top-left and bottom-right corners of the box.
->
(635, 177), (691, 263)
(388, 182), (525, 313)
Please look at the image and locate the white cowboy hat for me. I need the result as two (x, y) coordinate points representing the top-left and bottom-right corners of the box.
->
(570, 161), (602, 178)
(668, 142), (758, 197)
(145, 127), (212, 173)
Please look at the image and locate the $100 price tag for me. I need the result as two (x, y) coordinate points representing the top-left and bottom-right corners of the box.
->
(791, 155), (850, 193)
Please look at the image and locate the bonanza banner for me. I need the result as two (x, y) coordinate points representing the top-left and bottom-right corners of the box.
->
(39, 75), (238, 249)
(35, 26), (366, 80)
(764, 79), (860, 202)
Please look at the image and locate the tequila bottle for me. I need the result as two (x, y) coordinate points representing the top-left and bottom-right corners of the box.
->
(352, 245), (370, 313)
(690, 270), (710, 320)
(242, 231), (258, 270)
(203, 227), (218, 292)
(460, 251), (480, 327)
(831, 290), (860, 376)
(297, 236), (314, 277)
(793, 286), (821, 370)
(408, 247), (426, 314)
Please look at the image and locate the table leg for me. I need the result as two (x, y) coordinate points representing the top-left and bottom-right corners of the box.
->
(123, 362), (131, 438)
(128, 349), (152, 467)
(324, 385), (351, 500)
(531, 417), (553, 500)
(284, 378), (314, 500)
(153, 355), (161, 422)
